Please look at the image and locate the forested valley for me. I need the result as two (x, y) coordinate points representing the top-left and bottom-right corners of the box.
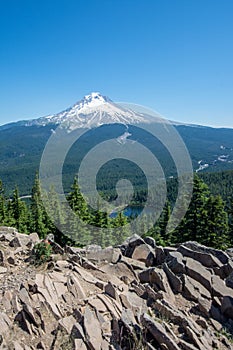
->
(0, 170), (233, 250)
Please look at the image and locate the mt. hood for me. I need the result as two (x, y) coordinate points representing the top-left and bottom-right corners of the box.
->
(23, 92), (152, 131)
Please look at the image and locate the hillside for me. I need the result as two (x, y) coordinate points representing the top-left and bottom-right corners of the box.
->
(0, 227), (233, 349)
(1, 93), (233, 196)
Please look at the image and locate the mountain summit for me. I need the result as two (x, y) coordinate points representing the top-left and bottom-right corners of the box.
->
(24, 92), (150, 131)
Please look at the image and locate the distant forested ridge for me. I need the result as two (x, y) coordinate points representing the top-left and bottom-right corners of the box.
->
(1, 122), (233, 196)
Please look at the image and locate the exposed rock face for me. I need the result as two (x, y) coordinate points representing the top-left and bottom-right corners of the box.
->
(0, 226), (233, 349)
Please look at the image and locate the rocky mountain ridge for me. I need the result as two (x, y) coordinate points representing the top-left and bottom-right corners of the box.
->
(0, 227), (233, 349)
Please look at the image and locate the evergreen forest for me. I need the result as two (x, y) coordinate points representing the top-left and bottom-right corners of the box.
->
(0, 172), (232, 250)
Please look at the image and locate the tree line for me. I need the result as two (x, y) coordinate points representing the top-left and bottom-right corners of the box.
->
(0, 174), (232, 249)
(148, 175), (233, 249)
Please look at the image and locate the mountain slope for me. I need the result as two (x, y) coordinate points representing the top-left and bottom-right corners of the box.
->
(1, 92), (233, 195)
(15, 92), (152, 130)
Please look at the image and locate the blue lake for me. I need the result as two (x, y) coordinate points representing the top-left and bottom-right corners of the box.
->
(110, 206), (154, 218)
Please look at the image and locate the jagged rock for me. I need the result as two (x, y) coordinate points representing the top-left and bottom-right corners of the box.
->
(182, 275), (211, 301)
(0, 250), (4, 265)
(210, 304), (224, 323)
(141, 313), (180, 350)
(67, 274), (86, 299)
(144, 284), (164, 302)
(74, 339), (87, 350)
(19, 287), (31, 304)
(144, 236), (156, 248)
(121, 307), (138, 332)
(88, 297), (108, 313)
(12, 342), (24, 350)
(182, 241), (229, 264)
(15, 309), (34, 334)
(221, 296), (233, 319)
(226, 248), (233, 258)
(131, 243), (155, 266)
(0, 266), (7, 273)
(9, 236), (22, 248)
(211, 275), (233, 298)
(105, 282), (119, 301)
(164, 247), (177, 254)
(55, 259), (70, 270)
(138, 267), (154, 284)
(71, 322), (85, 340)
(122, 234), (145, 257)
(0, 226), (17, 241)
(155, 246), (166, 265)
(29, 232), (40, 244)
(101, 339), (110, 350)
(213, 260), (233, 279)
(83, 306), (102, 350)
(6, 252), (16, 265)
(224, 259), (233, 276)
(185, 325), (211, 350)
(2, 290), (12, 311)
(58, 315), (77, 334)
(179, 338), (199, 350)
(120, 290), (146, 317)
(178, 244), (222, 268)
(50, 241), (64, 255)
(148, 268), (175, 299)
(167, 251), (186, 274)
(163, 262), (183, 293)
(121, 255), (146, 270)
(11, 294), (21, 313)
(196, 317), (209, 329)
(23, 303), (40, 327)
(185, 257), (212, 291)
(36, 342), (46, 349)
(85, 245), (121, 263)
(66, 245), (83, 255)
(97, 294), (121, 319)
(152, 298), (186, 325)
(197, 297), (212, 316)
(0, 312), (11, 334)
(226, 271), (233, 288)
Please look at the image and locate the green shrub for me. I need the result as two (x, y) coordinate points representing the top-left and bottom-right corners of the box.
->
(33, 241), (52, 264)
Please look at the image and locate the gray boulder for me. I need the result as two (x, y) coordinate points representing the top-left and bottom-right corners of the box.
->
(185, 257), (212, 291)
(121, 234), (145, 257)
(226, 271), (233, 289)
(182, 241), (229, 264)
(178, 244), (222, 268)
(221, 296), (233, 319)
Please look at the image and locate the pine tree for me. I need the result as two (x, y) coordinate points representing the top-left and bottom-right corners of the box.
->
(11, 186), (29, 232)
(67, 177), (90, 246)
(158, 200), (172, 244)
(5, 200), (16, 227)
(228, 198), (233, 245)
(203, 195), (229, 249)
(176, 175), (210, 243)
(41, 186), (68, 245)
(30, 173), (48, 238)
(112, 211), (129, 245)
(0, 180), (6, 224)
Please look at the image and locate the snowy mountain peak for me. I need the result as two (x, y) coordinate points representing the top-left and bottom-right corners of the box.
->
(83, 92), (109, 103)
(74, 92), (111, 112)
(24, 92), (151, 131)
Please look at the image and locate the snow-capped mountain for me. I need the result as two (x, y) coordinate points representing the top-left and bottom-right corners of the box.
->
(24, 92), (151, 131)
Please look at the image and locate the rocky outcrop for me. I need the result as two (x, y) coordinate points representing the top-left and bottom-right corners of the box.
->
(0, 228), (233, 349)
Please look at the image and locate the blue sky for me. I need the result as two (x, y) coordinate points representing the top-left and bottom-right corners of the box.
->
(1, 0), (233, 127)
